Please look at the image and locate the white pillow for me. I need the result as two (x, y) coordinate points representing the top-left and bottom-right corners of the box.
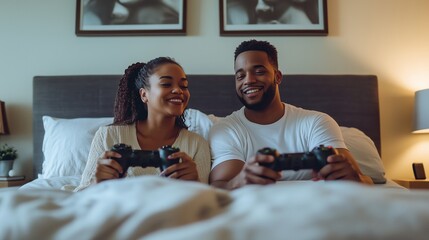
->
(185, 109), (221, 140)
(41, 116), (113, 179)
(340, 127), (386, 184)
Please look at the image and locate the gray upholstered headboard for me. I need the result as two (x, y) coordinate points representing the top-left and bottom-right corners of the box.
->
(33, 74), (380, 179)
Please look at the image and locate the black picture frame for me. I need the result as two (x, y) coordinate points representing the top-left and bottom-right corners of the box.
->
(76, 0), (187, 36)
(220, 0), (328, 36)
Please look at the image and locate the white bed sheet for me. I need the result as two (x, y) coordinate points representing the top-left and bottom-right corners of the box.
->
(2, 176), (428, 240)
(19, 176), (404, 192)
(19, 176), (81, 191)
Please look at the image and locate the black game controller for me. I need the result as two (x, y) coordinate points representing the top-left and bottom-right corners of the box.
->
(257, 145), (337, 171)
(111, 143), (180, 178)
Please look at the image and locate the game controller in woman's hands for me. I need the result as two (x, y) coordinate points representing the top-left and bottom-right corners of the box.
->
(110, 143), (180, 177)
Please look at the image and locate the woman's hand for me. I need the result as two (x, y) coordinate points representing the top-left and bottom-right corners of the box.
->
(160, 152), (199, 182)
(94, 151), (124, 183)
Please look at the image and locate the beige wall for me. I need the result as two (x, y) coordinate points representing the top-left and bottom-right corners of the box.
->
(0, 0), (428, 180)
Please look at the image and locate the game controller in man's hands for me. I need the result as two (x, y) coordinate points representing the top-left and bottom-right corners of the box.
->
(257, 145), (337, 171)
(111, 143), (180, 178)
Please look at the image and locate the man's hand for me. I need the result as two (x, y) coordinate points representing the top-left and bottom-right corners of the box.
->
(312, 148), (373, 184)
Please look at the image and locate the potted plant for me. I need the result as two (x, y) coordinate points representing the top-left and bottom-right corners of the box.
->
(0, 144), (18, 177)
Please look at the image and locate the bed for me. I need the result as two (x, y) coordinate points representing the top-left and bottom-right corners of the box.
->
(2, 74), (429, 239)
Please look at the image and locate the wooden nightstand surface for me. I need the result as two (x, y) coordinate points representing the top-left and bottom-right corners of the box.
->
(393, 179), (429, 189)
(0, 176), (26, 188)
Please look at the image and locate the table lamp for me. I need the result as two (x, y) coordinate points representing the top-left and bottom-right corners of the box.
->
(413, 89), (429, 134)
(0, 100), (10, 135)
(412, 89), (429, 179)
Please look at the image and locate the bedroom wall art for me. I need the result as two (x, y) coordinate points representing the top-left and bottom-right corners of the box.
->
(75, 0), (187, 36)
(220, 0), (328, 36)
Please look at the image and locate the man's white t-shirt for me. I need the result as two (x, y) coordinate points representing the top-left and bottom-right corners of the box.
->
(209, 103), (346, 180)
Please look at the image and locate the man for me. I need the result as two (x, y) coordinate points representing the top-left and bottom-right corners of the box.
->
(209, 40), (373, 190)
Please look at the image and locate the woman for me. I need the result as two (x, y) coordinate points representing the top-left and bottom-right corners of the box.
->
(75, 57), (211, 191)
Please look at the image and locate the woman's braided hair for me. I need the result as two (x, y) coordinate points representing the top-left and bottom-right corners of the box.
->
(113, 57), (188, 129)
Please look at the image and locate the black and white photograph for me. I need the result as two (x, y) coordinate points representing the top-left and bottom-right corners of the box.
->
(220, 0), (328, 36)
(76, 0), (186, 36)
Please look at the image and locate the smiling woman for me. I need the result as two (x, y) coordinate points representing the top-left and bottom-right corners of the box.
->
(73, 57), (212, 191)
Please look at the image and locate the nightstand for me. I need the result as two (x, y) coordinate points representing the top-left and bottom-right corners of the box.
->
(0, 176), (26, 188)
(393, 179), (429, 190)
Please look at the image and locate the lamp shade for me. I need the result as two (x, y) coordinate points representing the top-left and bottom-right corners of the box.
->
(413, 89), (429, 134)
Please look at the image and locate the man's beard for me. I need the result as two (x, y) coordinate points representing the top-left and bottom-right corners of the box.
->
(237, 82), (276, 111)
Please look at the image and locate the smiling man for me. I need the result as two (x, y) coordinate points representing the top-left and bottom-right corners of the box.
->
(208, 40), (373, 190)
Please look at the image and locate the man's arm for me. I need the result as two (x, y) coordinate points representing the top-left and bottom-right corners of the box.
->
(209, 156), (282, 190)
(209, 160), (245, 189)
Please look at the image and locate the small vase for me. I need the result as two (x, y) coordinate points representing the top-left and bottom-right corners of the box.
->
(0, 160), (14, 177)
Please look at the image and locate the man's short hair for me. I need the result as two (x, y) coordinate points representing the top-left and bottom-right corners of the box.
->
(234, 39), (278, 69)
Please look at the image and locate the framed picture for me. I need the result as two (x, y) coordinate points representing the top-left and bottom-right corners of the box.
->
(76, 0), (187, 36)
(219, 0), (328, 36)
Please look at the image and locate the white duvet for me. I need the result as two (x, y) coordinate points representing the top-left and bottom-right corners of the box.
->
(1, 176), (429, 240)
